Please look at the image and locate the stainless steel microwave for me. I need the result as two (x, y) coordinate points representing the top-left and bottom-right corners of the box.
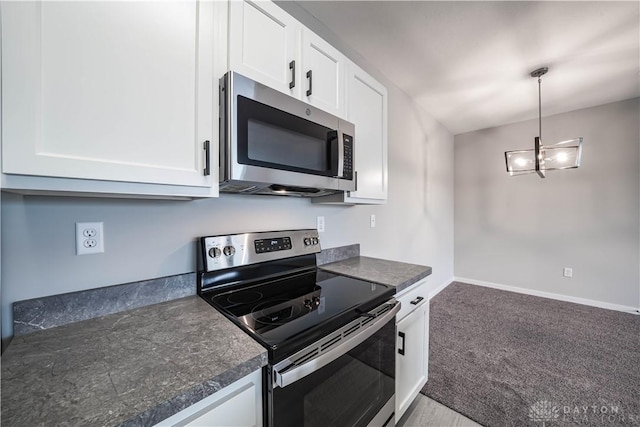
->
(219, 72), (356, 197)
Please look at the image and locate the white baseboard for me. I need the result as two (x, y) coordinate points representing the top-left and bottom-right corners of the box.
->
(454, 277), (640, 315)
(428, 277), (454, 300)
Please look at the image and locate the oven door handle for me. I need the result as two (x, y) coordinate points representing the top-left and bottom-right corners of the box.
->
(273, 300), (400, 389)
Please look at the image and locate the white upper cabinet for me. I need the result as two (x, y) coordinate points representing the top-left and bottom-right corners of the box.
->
(229, 0), (346, 118)
(1, 1), (222, 197)
(229, 0), (299, 98)
(346, 63), (388, 201)
(300, 28), (346, 117)
(313, 62), (388, 204)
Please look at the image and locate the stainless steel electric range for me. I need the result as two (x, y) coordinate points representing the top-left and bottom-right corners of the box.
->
(198, 229), (399, 427)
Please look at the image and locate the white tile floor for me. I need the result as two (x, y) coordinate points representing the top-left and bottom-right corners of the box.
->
(396, 394), (482, 427)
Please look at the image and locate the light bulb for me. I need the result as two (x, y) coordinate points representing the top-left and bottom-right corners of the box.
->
(556, 152), (568, 163)
(515, 157), (528, 167)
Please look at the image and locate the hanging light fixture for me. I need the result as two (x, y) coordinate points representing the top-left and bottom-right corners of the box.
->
(505, 67), (583, 178)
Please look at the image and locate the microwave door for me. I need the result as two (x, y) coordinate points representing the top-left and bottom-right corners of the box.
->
(236, 95), (336, 177)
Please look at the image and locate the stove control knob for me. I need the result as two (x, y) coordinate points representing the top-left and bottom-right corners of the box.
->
(303, 238), (311, 246)
(304, 299), (313, 309)
(208, 247), (222, 258)
(311, 237), (319, 245)
(223, 246), (236, 256)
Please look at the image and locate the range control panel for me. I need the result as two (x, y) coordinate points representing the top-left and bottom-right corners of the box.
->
(201, 229), (321, 272)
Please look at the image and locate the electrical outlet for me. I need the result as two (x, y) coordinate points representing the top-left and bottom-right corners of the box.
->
(370, 214), (376, 228)
(563, 267), (573, 278)
(317, 216), (325, 233)
(76, 222), (104, 255)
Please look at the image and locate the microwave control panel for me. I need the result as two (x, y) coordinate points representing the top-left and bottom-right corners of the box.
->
(343, 135), (353, 180)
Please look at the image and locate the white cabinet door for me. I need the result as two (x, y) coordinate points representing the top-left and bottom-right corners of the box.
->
(312, 63), (388, 205)
(156, 369), (263, 427)
(1, 1), (217, 191)
(347, 63), (388, 202)
(300, 28), (346, 118)
(229, 0), (300, 97)
(229, 1), (346, 117)
(396, 300), (429, 422)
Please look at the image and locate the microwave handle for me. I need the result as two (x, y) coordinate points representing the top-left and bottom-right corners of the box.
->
(335, 130), (344, 178)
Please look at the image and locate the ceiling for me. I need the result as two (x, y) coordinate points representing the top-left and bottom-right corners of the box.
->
(295, 1), (640, 135)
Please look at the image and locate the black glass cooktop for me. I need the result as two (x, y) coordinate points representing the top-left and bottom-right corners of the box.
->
(201, 269), (394, 361)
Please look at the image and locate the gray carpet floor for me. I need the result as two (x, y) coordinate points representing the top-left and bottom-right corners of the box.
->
(421, 282), (640, 427)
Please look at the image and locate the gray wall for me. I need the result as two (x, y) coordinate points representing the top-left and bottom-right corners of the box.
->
(455, 98), (640, 308)
(0, 67), (454, 339)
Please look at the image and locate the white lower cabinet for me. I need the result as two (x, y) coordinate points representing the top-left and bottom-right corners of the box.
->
(156, 369), (263, 427)
(395, 281), (429, 423)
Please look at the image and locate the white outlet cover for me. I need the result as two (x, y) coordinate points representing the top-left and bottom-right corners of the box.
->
(563, 267), (573, 278)
(370, 214), (376, 228)
(76, 222), (104, 255)
(317, 216), (325, 233)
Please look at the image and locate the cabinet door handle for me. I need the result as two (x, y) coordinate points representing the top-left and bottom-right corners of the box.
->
(398, 331), (405, 355)
(410, 296), (424, 305)
(289, 61), (296, 89)
(203, 140), (211, 176)
(306, 70), (313, 96)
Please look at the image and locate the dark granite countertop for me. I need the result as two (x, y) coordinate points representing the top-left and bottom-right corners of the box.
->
(1, 296), (267, 427)
(319, 256), (432, 294)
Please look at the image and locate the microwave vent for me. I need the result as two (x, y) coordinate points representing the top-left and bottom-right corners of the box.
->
(219, 183), (259, 193)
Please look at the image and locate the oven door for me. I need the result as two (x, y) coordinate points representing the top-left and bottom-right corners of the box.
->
(268, 300), (399, 427)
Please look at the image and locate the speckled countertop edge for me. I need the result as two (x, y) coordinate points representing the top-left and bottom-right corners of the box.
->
(319, 256), (432, 294)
